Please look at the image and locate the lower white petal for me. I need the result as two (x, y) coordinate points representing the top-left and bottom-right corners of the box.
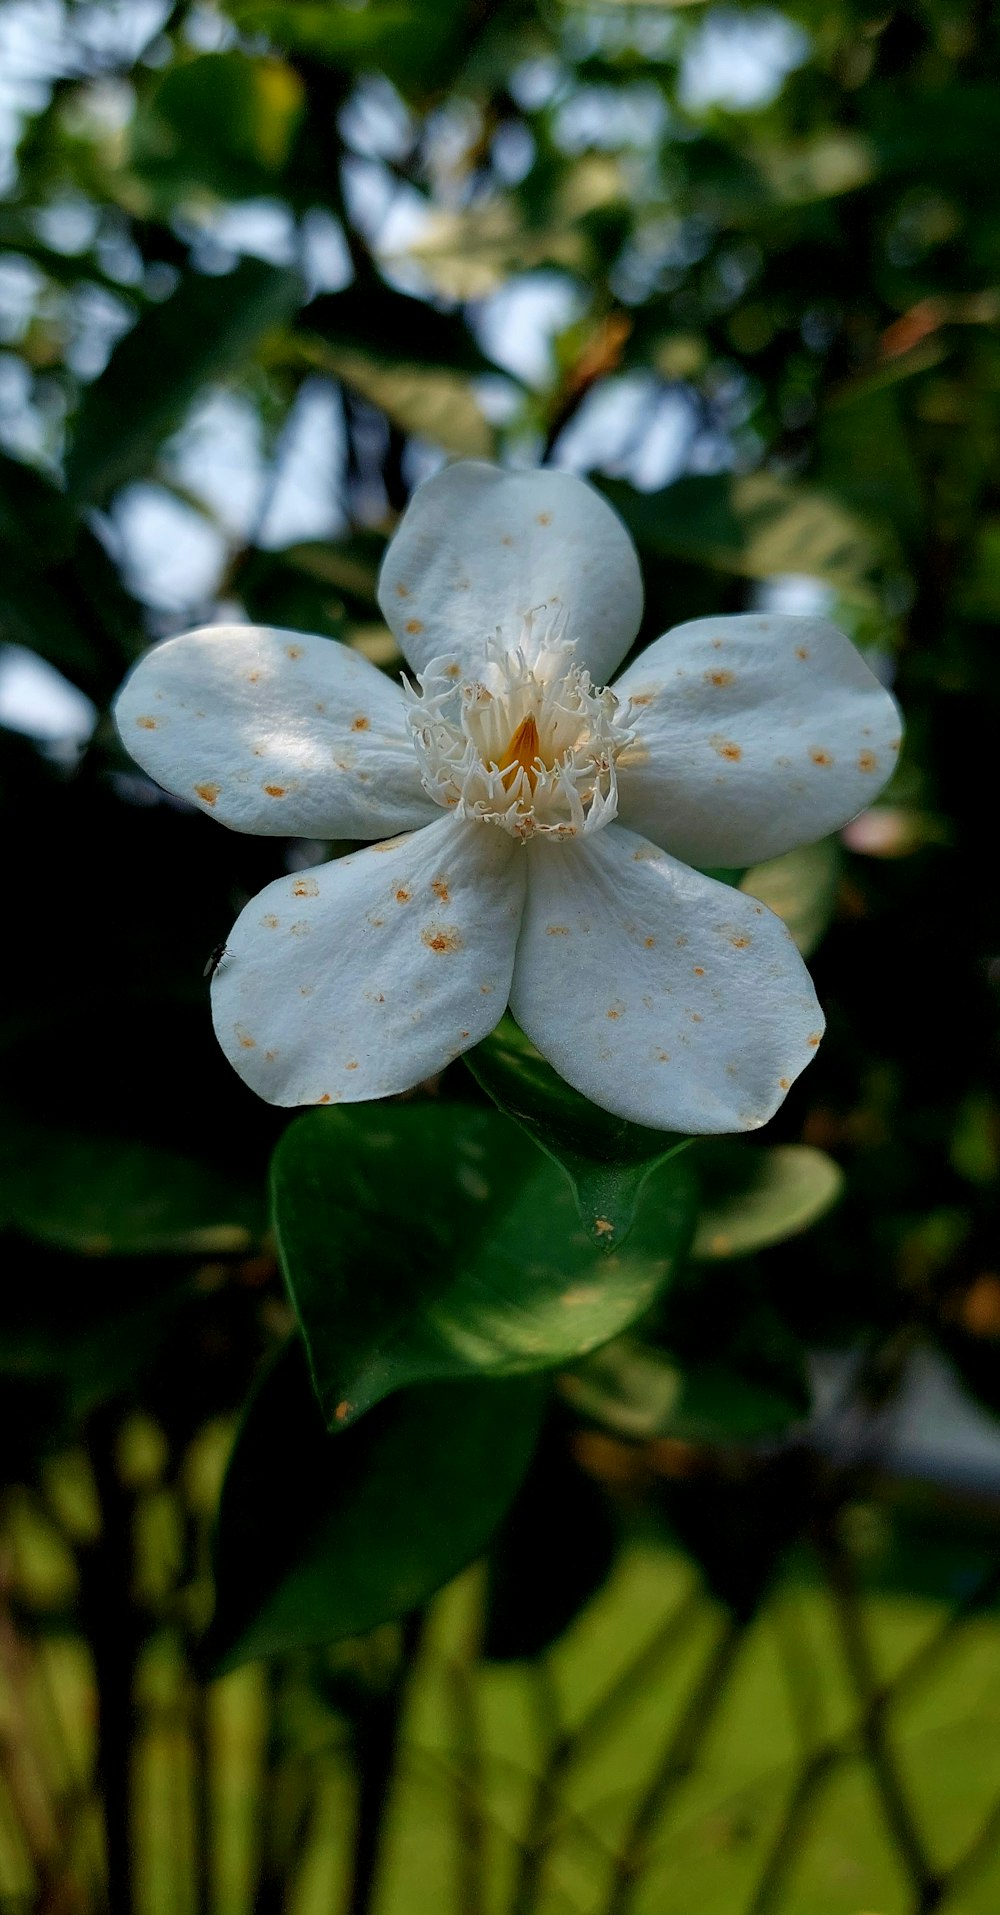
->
(509, 825), (823, 1133)
(115, 624), (437, 839)
(613, 613), (902, 867)
(212, 815), (524, 1105)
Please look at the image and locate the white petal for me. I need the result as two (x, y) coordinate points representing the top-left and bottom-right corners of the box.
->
(115, 624), (437, 838)
(377, 461), (643, 684)
(613, 613), (902, 867)
(509, 825), (823, 1134)
(212, 815), (524, 1105)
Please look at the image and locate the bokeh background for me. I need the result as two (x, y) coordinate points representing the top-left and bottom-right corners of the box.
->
(3, 0), (1000, 1910)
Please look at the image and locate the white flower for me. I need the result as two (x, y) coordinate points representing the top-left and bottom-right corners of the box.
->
(114, 462), (901, 1133)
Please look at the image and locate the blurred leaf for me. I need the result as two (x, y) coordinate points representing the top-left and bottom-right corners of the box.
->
(226, 0), (474, 95)
(0, 1122), (264, 1256)
(131, 53), (305, 201)
(305, 284), (494, 375)
(483, 1412), (617, 1660)
(207, 1338), (545, 1669)
(692, 1143), (845, 1261)
(740, 837), (842, 957)
(272, 1103), (695, 1429)
(66, 258), (303, 504)
(604, 471), (885, 599)
(466, 1016), (689, 1247)
(0, 453), (142, 698)
(313, 345), (495, 457)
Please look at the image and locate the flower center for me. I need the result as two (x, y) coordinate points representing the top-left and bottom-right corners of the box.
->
(403, 624), (633, 841)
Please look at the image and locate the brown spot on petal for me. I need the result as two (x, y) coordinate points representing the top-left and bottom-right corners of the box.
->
(264, 784), (286, 797)
(857, 749), (878, 773)
(656, 1050), (671, 1063)
(607, 1005), (624, 1020)
(536, 511), (552, 526)
(431, 878), (450, 903)
(290, 921), (311, 937)
(352, 715), (369, 731)
(299, 983), (315, 996)
(547, 923), (570, 936)
(237, 1030), (256, 1049)
(422, 925), (463, 954)
(807, 1032), (822, 1048)
(810, 749), (833, 768)
(629, 691), (655, 707)
(292, 877), (319, 898)
(779, 1077), (790, 1090)
(730, 935), (751, 950)
(345, 1060), (359, 1071)
(395, 887), (411, 904)
(195, 783), (220, 806)
(136, 715), (157, 729)
(318, 1093), (331, 1104)
(395, 582), (410, 598)
(246, 670), (261, 684)
(501, 534), (514, 547)
(444, 662), (461, 680)
(261, 913), (279, 929)
(693, 965), (705, 976)
(285, 645), (303, 660)
(644, 936), (656, 949)
(705, 669), (734, 688)
(795, 645), (810, 661)
(405, 618), (424, 635)
(712, 737), (743, 762)
(676, 935), (688, 948)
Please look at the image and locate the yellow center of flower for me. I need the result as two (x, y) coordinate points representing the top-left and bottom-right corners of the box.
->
(498, 713), (541, 792)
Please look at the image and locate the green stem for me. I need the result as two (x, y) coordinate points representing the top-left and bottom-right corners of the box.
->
(344, 1614), (423, 1915)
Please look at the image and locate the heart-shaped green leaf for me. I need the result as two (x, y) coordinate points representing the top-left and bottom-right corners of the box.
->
(206, 1339), (545, 1671)
(272, 1103), (695, 1430)
(465, 1016), (689, 1248)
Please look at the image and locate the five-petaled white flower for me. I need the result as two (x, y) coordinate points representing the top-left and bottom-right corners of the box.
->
(115, 462), (901, 1133)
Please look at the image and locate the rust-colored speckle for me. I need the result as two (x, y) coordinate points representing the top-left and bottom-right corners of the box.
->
(395, 582), (410, 598)
(779, 1077), (790, 1090)
(891, 737), (901, 753)
(632, 843), (660, 862)
(712, 737), (743, 762)
(705, 669), (735, 688)
(334, 1400), (350, 1421)
(405, 618), (424, 635)
(629, 691), (654, 707)
(711, 638), (724, 650)
(480, 983), (494, 995)
(810, 749), (833, 768)
(459, 1030), (470, 1040)
(795, 645), (810, 661)
(194, 782), (220, 806)
(432, 878), (450, 903)
(689, 1011), (704, 1023)
(422, 925), (464, 954)
(675, 935), (689, 948)
(594, 1218), (614, 1239)
(292, 877), (319, 899)
(501, 534), (514, 547)
(730, 935), (751, 950)
(136, 715), (157, 729)
(352, 715), (370, 732)
(444, 662), (462, 680)
(237, 1030), (256, 1050)
(607, 1006), (623, 1021)
(264, 1048), (278, 1063)
(246, 670), (261, 684)
(262, 913), (279, 929)
(693, 965), (705, 976)
(537, 511), (552, 526)
(290, 921), (311, 937)
(318, 1093), (331, 1104)
(264, 784), (286, 797)
(644, 936), (656, 949)
(345, 1060), (359, 1071)
(857, 749), (878, 773)
(546, 923), (570, 936)
(656, 1050), (671, 1063)
(395, 887), (411, 904)
(299, 983), (315, 996)
(807, 1032), (822, 1048)
(285, 644), (304, 661)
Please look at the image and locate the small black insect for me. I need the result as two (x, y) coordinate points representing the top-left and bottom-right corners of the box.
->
(203, 941), (230, 981)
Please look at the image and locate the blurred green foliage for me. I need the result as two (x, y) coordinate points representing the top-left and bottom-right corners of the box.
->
(3, 0), (1000, 1907)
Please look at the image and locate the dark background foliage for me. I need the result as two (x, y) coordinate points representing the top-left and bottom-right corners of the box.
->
(2, 0), (1000, 1909)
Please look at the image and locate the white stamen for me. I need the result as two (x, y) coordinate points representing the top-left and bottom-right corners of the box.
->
(403, 616), (634, 841)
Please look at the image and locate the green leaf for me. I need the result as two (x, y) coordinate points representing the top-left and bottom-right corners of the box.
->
(692, 1142), (845, 1261)
(272, 1103), (695, 1430)
(0, 1120), (264, 1257)
(65, 258), (303, 504)
(465, 1015), (689, 1247)
(226, 0), (468, 95)
(603, 470), (885, 600)
(563, 1324), (809, 1445)
(131, 53), (305, 202)
(310, 344), (495, 457)
(739, 837), (842, 957)
(207, 1339), (545, 1670)
(483, 1412), (617, 1661)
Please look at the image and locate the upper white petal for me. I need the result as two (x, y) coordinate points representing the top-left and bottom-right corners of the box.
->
(509, 824), (824, 1134)
(212, 814), (524, 1106)
(377, 461), (644, 684)
(613, 613), (902, 868)
(114, 624), (437, 839)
